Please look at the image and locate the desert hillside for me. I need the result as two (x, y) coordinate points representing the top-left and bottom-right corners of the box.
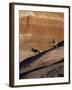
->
(19, 11), (64, 62)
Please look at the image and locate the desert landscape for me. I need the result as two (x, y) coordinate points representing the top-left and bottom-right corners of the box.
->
(19, 11), (64, 79)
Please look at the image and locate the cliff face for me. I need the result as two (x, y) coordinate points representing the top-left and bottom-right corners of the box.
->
(19, 11), (64, 62)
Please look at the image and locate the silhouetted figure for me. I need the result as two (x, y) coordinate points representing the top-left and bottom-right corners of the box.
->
(31, 48), (40, 54)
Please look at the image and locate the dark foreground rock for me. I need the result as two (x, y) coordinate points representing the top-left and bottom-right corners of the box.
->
(20, 59), (64, 79)
(19, 43), (64, 79)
